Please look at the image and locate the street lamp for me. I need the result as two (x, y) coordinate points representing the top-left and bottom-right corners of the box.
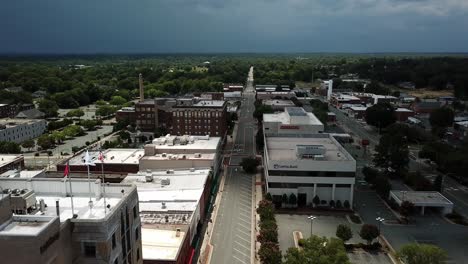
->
(308, 215), (317, 237)
(376, 217), (385, 233)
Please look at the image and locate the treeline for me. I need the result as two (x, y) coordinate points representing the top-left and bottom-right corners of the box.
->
(0, 56), (250, 109)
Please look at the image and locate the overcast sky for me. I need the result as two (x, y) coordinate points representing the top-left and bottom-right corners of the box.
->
(1, 0), (468, 53)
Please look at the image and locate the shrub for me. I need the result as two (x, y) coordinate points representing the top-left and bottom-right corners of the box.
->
(343, 200), (350, 209)
(336, 224), (353, 243)
(329, 200), (336, 208)
(336, 200), (342, 208)
(298, 238), (305, 247)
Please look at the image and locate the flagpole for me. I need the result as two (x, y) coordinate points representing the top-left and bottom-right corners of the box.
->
(67, 162), (75, 215)
(87, 163), (92, 202)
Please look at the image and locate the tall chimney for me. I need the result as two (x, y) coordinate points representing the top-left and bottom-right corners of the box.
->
(139, 73), (144, 102)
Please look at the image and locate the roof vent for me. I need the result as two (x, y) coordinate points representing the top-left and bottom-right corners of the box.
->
(162, 202), (166, 209)
(161, 178), (171, 185)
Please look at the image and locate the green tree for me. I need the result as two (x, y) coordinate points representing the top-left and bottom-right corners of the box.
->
(37, 135), (54, 150)
(109, 95), (127, 106)
(21, 139), (35, 151)
(38, 99), (59, 118)
(362, 166), (379, 184)
(283, 235), (350, 264)
(0, 141), (21, 154)
(62, 125), (85, 138)
(359, 224), (379, 245)
(257, 200), (275, 221)
(51, 131), (66, 144)
(66, 109), (85, 119)
(397, 243), (447, 264)
(259, 242), (282, 264)
(365, 103), (396, 133)
(96, 105), (117, 117)
(400, 201), (415, 220)
(375, 176), (391, 198)
(373, 132), (409, 175)
(430, 107), (454, 137)
(282, 194), (288, 206)
(240, 157), (259, 173)
(336, 224), (353, 243)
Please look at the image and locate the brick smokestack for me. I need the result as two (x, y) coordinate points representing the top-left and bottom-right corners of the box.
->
(139, 73), (144, 102)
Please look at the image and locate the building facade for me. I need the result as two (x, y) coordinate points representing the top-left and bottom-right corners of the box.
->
(264, 134), (356, 208)
(263, 107), (324, 137)
(0, 177), (142, 264)
(0, 155), (25, 174)
(0, 119), (47, 143)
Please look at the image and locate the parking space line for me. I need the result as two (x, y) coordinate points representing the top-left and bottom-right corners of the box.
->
(238, 217), (251, 225)
(239, 211), (251, 219)
(235, 240), (251, 251)
(237, 226), (251, 236)
(236, 234), (251, 244)
(232, 254), (248, 263)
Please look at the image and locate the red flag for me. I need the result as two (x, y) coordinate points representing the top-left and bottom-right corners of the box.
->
(98, 151), (104, 162)
(63, 162), (69, 178)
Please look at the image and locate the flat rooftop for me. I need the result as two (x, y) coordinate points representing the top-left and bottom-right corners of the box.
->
(192, 100), (225, 107)
(0, 155), (23, 168)
(0, 215), (57, 237)
(390, 191), (453, 205)
(0, 169), (44, 178)
(350, 106), (367, 111)
(266, 135), (353, 162)
(263, 99), (295, 106)
(141, 153), (215, 161)
(333, 94), (360, 101)
(150, 135), (220, 151)
(141, 228), (185, 261)
(123, 169), (210, 213)
(0, 178), (135, 222)
(0, 119), (44, 128)
(263, 107), (323, 126)
(68, 149), (144, 165)
(396, 108), (413, 112)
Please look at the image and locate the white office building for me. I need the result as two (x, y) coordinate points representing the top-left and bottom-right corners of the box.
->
(0, 119), (47, 143)
(263, 107), (324, 136)
(264, 134), (356, 207)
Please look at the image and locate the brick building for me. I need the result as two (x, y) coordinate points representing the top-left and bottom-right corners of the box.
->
(116, 107), (137, 124)
(135, 98), (227, 137)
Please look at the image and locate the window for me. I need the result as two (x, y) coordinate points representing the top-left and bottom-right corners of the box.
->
(112, 232), (116, 249)
(83, 242), (96, 258)
(137, 248), (140, 260)
(133, 206), (137, 219)
(135, 228), (139, 241)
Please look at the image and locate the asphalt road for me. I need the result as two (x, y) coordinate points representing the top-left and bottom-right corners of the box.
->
(211, 67), (256, 264)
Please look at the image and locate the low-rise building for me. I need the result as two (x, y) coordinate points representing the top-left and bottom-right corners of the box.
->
(122, 168), (213, 264)
(15, 108), (45, 119)
(0, 119), (47, 143)
(263, 107), (324, 136)
(395, 108), (415, 122)
(223, 83), (244, 92)
(0, 155), (24, 174)
(0, 177), (142, 264)
(224, 91), (242, 101)
(389, 191), (453, 215)
(264, 134), (356, 207)
(0, 104), (16, 118)
(411, 100), (442, 114)
(256, 91), (297, 100)
(262, 99), (295, 111)
(116, 107), (137, 124)
(142, 135), (223, 176)
(330, 94), (361, 108)
(372, 95), (397, 105)
(57, 148), (144, 175)
(348, 106), (367, 120)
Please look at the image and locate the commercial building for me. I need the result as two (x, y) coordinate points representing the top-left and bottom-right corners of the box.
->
(330, 94), (361, 108)
(389, 191), (453, 215)
(255, 84), (277, 92)
(0, 118), (47, 143)
(263, 107), (324, 136)
(264, 134), (356, 207)
(395, 108), (415, 122)
(0, 104), (16, 118)
(262, 99), (295, 111)
(0, 177), (142, 264)
(193, 92), (224, 101)
(348, 106), (367, 120)
(135, 98), (227, 137)
(224, 91), (242, 101)
(0, 155), (25, 174)
(122, 168), (213, 264)
(57, 148), (144, 175)
(0, 169), (45, 179)
(116, 107), (137, 124)
(372, 95), (397, 105)
(411, 100), (442, 114)
(223, 83), (244, 92)
(141, 135), (223, 175)
(256, 91), (296, 100)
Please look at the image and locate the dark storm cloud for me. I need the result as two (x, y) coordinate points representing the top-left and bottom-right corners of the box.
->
(0, 0), (467, 53)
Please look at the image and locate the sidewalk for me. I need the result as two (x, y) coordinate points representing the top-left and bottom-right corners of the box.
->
(254, 167), (263, 264)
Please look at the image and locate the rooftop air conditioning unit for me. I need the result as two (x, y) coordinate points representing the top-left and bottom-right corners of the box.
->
(162, 202), (166, 209)
(166, 170), (174, 174)
(190, 168), (195, 172)
(194, 153), (202, 158)
(162, 153), (167, 157)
